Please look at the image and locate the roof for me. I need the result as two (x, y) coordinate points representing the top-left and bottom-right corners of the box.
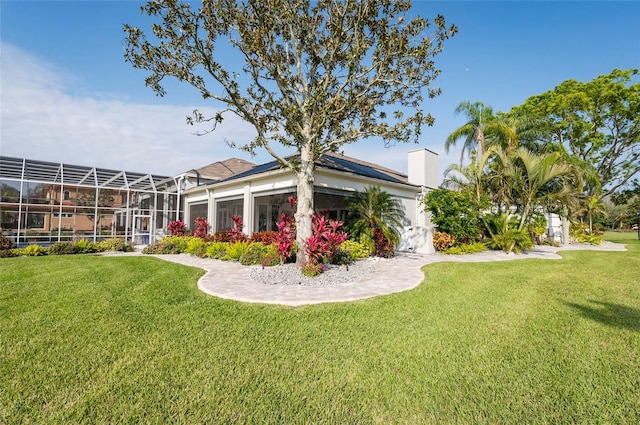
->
(192, 158), (256, 180)
(213, 152), (411, 186)
(0, 156), (176, 192)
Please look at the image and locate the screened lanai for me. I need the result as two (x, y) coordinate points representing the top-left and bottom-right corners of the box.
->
(0, 156), (181, 246)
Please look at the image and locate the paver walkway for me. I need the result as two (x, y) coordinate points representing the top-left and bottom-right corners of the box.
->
(131, 241), (626, 306)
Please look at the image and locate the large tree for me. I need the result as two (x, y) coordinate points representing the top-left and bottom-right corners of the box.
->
(509, 68), (640, 197)
(124, 0), (457, 265)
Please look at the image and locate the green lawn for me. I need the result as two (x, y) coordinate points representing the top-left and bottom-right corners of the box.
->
(1, 233), (639, 424)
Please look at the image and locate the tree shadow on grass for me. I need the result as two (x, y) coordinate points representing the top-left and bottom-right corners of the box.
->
(561, 300), (640, 333)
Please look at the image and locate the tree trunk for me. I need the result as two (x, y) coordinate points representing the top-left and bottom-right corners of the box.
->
(561, 215), (570, 246)
(476, 127), (485, 159)
(294, 145), (315, 266)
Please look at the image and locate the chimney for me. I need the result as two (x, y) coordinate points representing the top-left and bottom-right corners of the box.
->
(407, 148), (438, 188)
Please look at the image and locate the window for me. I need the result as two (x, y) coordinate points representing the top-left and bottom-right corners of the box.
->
(189, 203), (208, 232)
(216, 199), (243, 231)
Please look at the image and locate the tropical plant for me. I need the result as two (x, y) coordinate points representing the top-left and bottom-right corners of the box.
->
(338, 240), (371, 261)
(223, 241), (251, 261)
(483, 213), (534, 253)
(422, 189), (481, 244)
(124, 0), (457, 266)
(347, 186), (406, 257)
(432, 231), (456, 251)
(575, 195), (608, 233)
(193, 217), (209, 239)
(205, 242), (228, 259)
(168, 220), (187, 236)
(445, 101), (516, 164)
(49, 242), (76, 255)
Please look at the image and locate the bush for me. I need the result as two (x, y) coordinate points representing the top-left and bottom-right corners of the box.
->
(205, 242), (228, 259)
(73, 239), (98, 254)
(212, 231), (232, 242)
(49, 242), (76, 255)
(142, 242), (166, 254)
(423, 189), (483, 243)
(185, 238), (207, 256)
(442, 242), (487, 255)
(168, 220), (187, 236)
(97, 238), (131, 252)
(0, 232), (14, 251)
(250, 231), (278, 245)
(239, 243), (280, 266)
(0, 249), (16, 258)
(301, 261), (324, 277)
(488, 229), (534, 253)
(432, 231), (456, 251)
(19, 244), (48, 256)
(223, 240), (251, 261)
(339, 240), (370, 261)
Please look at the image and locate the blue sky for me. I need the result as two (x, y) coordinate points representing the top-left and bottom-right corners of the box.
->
(1, 1), (639, 178)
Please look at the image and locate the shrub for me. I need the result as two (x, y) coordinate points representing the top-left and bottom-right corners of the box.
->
(97, 238), (131, 252)
(49, 242), (76, 255)
(432, 231), (456, 251)
(239, 243), (279, 266)
(423, 189), (483, 244)
(339, 239), (370, 261)
(0, 232), (15, 251)
(305, 215), (349, 265)
(301, 261), (324, 277)
(250, 231), (278, 245)
(185, 238), (207, 256)
(212, 231), (232, 242)
(205, 242), (228, 259)
(168, 220), (187, 236)
(488, 229), (534, 253)
(372, 228), (395, 258)
(275, 212), (296, 264)
(142, 242), (166, 254)
(20, 244), (48, 256)
(162, 236), (191, 253)
(442, 242), (487, 255)
(73, 239), (98, 254)
(0, 249), (16, 258)
(194, 217), (209, 239)
(223, 240), (251, 261)
(228, 215), (247, 242)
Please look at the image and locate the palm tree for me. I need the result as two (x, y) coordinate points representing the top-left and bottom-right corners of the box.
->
(493, 147), (583, 233)
(575, 195), (607, 233)
(347, 186), (406, 255)
(445, 101), (515, 165)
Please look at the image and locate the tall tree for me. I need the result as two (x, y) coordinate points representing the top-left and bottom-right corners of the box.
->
(124, 0), (457, 265)
(509, 68), (640, 196)
(444, 101), (515, 164)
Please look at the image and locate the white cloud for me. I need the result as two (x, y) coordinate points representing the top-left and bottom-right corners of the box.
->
(0, 42), (260, 176)
(0, 42), (455, 182)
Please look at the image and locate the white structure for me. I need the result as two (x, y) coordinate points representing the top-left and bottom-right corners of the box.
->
(182, 149), (439, 254)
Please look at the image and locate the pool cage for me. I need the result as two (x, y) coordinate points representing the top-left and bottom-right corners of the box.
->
(0, 156), (181, 247)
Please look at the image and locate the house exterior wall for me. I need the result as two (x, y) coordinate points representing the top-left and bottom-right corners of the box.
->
(182, 155), (437, 253)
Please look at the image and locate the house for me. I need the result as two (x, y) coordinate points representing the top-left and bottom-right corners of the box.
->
(1, 149), (439, 252)
(181, 148), (439, 254)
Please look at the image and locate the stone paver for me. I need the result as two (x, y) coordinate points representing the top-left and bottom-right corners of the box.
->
(141, 241), (626, 306)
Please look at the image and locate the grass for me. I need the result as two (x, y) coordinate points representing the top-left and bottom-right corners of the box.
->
(1, 232), (639, 424)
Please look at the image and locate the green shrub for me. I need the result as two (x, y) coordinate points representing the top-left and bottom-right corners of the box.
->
(205, 242), (228, 259)
(339, 240), (370, 261)
(97, 238), (131, 252)
(488, 229), (534, 253)
(223, 240), (251, 261)
(73, 239), (98, 254)
(185, 238), (207, 256)
(442, 242), (487, 255)
(49, 242), (76, 255)
(19, 244), (48, 256)
(239, 243), (280, 266)
(160, 236), (191, 254)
